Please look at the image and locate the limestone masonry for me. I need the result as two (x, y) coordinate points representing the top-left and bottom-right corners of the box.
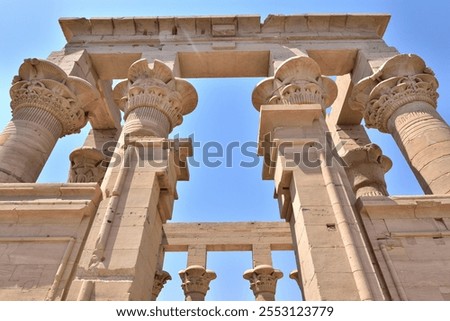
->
(1, 14), (450, 301)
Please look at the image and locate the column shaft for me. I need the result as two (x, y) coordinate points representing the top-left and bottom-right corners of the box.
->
(351, 54), (450, 194)
(0, 108), (61, 182)
(254, 56), (376, 300)
(388, 102), (450, 194)
(66, 58), (197, 301)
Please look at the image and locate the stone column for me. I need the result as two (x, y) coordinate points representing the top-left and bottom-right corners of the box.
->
(179, 265), (216, 301)
(243, 265), (283, 301)
(67, 59), (197, 301)
(341, 143), (392, 198)
(151, 270), (172, 301)
(252, 56), (376, 300)
(0, 58), (99, 183)
(351, 54), (450, 194)
(68, 147), (106, 184)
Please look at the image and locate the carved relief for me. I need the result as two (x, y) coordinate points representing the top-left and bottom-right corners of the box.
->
(350, 54), (439, 133)
(68, 147), (106, 184)
(342, 143), (392, 198)
(113, 59), (198, 137)
(178, 265), (216, 301)
(252, 56), (337, 111)
(243, 264), (283, 301)
(10, 58), (99, 136)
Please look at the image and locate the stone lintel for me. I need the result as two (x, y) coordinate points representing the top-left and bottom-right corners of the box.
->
(0, 183), (102, 216)
(162, 222), (293, 252)
(357, 195), (450, 220)
(59, 14), (390, 43)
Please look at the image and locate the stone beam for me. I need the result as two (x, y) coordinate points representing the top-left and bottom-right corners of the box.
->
(162, 222), (293, 252)
(59, 14), (390, 44)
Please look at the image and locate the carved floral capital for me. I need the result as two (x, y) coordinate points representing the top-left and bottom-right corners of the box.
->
(179, 265), (216, 300)
(113, 59), (197, 136)
(252, 56), (337, 111)
(350, 54), (439, 133)
(10, 58), (99, 136)
(342, 143), (392, 198)
(68, 147), (106, 184)
(151, 270), (172, 300)
(243, 264), (283, 300)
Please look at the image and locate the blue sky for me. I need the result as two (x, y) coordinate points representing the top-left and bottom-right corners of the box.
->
(1, 0), (449, 301)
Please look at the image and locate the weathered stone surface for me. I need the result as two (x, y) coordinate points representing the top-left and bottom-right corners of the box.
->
(243, 265), (283, 301)
(179, 265), (216, 301)
(1, 12), (449, 303)
(350, 54), (450, 195)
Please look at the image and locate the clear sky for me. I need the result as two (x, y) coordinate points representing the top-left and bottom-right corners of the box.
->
(1, 0), (449, 301)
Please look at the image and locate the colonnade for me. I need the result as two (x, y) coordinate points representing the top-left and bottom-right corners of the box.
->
(1, 51), (449, 300)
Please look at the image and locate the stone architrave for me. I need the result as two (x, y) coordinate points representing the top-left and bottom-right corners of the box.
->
(68, 147), (107, 184)
(179, 265), (216, 301)
(113, 58), (197, 138)
(342, 143), (392, 198)
(243, 265), (283, 301)
(151, 270), (172, 301)
(0, 58), (99, 183)
(350, 54), (450, 194)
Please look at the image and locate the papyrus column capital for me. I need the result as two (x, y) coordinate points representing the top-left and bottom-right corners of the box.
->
(113, 59), (198, 137)
(68, 147), (106, 184)
(10, 58), (99, 137)
(179, 265), (216, 301)
(243, 264), (283, 301)
(252, 56), (337, 111)
(342, 143), (392, 198)
(151, 270), (172, 301)
(350, 54), (439, 133)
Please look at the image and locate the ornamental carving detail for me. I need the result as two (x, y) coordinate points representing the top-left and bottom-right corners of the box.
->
(10, 58), (99, 136)
(243, 265), (283, 298)
(113, 59), (198, 137)
(151, 270), (172, 300)
(179, 265), (216, 298)
(350, 54), (439, 133)
(68, 147), (106, 184)
(252, 56), (337, 111)
(342, 143), (392, 198)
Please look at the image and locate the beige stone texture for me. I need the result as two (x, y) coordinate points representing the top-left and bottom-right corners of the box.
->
(0, 184), (101, 300)
(351, 54), (450, 194)
(179, 265), (216, 301)
(358, 196), (450, 300)
(243, 265), (283, 301)
(0, 59), (100, 183)
(1, 13), (449, 302)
